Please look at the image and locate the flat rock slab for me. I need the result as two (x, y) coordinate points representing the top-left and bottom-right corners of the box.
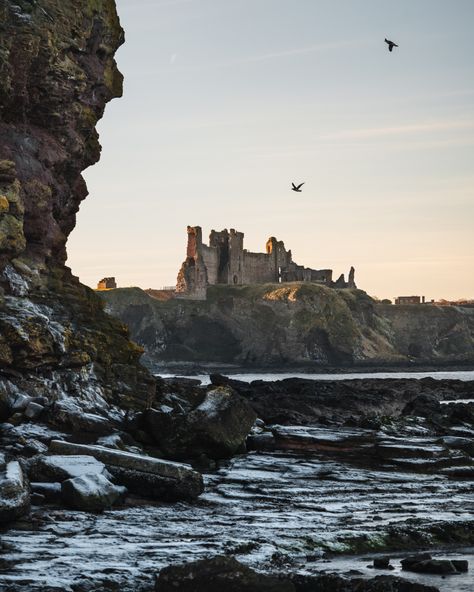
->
(0, 460), (30, 523)
(29, 455), (110, 482)
(49, 440), (204, 500)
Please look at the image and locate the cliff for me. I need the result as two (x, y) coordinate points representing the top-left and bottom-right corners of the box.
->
(101, 284), (474, 369)
(0, 0), (153, 412)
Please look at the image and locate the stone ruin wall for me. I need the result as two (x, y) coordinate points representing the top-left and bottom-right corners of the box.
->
(241, 251), (276, 285)
(176, 226), (356, 298)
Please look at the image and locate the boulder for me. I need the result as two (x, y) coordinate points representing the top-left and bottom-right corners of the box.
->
(373, 557), (391, 569)
(146, 386), (257, 459)
(401, 553), (467, 575)
(155, 556), (295, 592)
(61, 473), (126, 512)
(28, 455), (111, 483)
(0, 456), (30, 523)
(49, 440), (204, 500)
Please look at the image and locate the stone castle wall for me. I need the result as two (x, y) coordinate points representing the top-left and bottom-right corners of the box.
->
(176, 226), (356, 298)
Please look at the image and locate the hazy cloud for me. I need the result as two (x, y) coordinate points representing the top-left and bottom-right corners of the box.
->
(322, 120), (474, 140)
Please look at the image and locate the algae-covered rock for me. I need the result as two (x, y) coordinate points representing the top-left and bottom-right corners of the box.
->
(0, 0), (154, 411)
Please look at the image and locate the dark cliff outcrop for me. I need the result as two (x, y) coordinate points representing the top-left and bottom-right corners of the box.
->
(0, 0), (153, 413)
(101, 284), (474, 368)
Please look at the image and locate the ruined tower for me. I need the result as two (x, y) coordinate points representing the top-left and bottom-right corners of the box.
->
(175, 226), (356, 298)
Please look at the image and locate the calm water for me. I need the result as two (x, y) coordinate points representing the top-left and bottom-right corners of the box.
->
(159, 370), (474, 385)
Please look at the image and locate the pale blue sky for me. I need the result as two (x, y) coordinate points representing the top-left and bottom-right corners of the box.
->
(67, 0), (474, 300)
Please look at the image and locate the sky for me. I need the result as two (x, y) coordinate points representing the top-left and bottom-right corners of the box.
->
(67, 0), (474, 301)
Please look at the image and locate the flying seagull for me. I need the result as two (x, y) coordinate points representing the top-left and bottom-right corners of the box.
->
(385, 38), (398, 52)
(291, 182), (304, 193)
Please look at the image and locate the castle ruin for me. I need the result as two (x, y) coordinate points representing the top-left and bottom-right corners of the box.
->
(176, 226), (356, 298)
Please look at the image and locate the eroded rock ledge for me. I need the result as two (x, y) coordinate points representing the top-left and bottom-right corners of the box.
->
(0, 0), (153, 412)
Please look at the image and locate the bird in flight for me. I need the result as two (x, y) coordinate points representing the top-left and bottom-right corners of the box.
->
(385, 38), (398, 52)
(291, 182), (304, 192)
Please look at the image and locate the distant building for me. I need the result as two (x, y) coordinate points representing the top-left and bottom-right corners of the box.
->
(97, 277), (117, 290)
(176, 225), (357, 298)
(395, 295), (425, 305)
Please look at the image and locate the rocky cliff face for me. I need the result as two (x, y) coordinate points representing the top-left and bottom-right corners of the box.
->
(101, 284), (474, 369)
(0, 0), (153, 415)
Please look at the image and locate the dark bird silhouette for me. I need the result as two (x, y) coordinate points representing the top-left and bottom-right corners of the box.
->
(291, 182), (304, 192)
(385, 38), (398, 52)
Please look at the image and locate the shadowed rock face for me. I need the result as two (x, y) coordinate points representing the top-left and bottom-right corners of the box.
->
(101, 285), (474, 368)
(0, 0), (153, 411)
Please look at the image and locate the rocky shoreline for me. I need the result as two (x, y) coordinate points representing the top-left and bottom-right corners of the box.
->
(2, 374), (474, 590)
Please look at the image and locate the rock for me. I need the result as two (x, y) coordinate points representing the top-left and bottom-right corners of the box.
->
(247, 431), (276, 451)
(61, 474), (126, 512)
(30, 492), (45, 505)
(441, 436), (474, 456)
(28, 455), (111, 483)
(50, 404), (116, 435)
(0, 458), (30, 523)
(0, 0), (154, 425)
(452, 560), (469, 572)
(31, 482), (62, 504)
(373, 557), (391, 569)
(401, 553), (463, 575)
(20, 438), (48, 457)
(24, 402), (45, 420)
(155, 558), (441, 592)
(11, 394), (32, 412)
(155, 556), (295, 592)
(440, 466), (474, 479)
(401, 553), (432, 570)
(49, 440), (204, 500)
(145, 386), (257, 459)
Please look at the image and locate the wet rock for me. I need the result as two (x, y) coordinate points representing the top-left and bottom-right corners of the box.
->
(0, 457), (30, 523)
(11, 394), (32, 413)
(440, 466), (474, 479)
(246, 431), (276, 451)
(28, 455), (111, 483)
(20, 438), (48, 457)
(441, 436), (474, 456)
(106, 465), (201, 502)
(210, 376), (474, 430)
(155, 556), (295, 592)
(31, 482), (62, 503)
(61, 474), (126, 512)
(24, 401), (45, 420)
(373, 557), (391, 569)
(49, 440), (204, 500)
(50, 403), (116, 435)
(452, 559), (469, 572)
(401, 553), (465, 575)
(290, 573), (440, 591)
(31, 492), (46, 505)
(145, 386), (257, 459)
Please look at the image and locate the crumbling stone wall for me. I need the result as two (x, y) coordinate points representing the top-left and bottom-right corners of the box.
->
(176, 226), (356, 298)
